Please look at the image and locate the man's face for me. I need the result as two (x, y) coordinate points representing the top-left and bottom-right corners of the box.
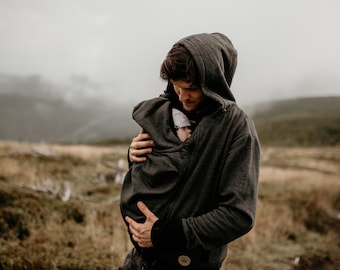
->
(171, 80), (204, 112)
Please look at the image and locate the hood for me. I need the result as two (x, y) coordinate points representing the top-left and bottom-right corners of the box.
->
(166, 33), (238, 107)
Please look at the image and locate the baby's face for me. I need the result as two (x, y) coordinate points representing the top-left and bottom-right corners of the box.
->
(177, 127), (192, 142)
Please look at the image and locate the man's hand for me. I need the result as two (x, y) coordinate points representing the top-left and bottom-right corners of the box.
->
(125, 201), (159, 248)
(129, 129), (154, 163)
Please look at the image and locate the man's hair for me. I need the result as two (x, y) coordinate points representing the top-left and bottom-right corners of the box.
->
(160, 44), (199, 86)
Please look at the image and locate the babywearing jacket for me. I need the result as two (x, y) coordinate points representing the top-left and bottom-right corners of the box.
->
(120, 33), (260, 269)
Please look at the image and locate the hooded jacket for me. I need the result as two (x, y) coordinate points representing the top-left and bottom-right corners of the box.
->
(120, 33), (260, 269)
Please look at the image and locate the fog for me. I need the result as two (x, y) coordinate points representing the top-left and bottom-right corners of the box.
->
(1, 0), (339, 107)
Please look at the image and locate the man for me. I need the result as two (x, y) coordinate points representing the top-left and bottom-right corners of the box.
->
(119, 32), (260, 270)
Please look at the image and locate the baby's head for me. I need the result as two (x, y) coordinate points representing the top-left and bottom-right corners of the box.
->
(172, 108), (192, 142)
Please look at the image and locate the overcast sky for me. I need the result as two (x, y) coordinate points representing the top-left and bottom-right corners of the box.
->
(0, 0), (339, 106)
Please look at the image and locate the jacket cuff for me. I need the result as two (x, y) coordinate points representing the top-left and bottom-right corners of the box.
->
(151, 219), (186, 249)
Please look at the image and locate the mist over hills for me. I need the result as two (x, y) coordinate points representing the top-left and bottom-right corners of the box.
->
(0, 74), (139, 143)
(1, 73), (339, 145)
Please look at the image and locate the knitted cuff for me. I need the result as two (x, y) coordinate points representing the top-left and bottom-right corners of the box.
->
(151, 219), (186, 249)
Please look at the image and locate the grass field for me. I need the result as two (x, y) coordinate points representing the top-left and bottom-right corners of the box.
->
(0, 141), (339, 269)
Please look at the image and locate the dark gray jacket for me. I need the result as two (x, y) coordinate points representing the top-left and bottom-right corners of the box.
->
(120, 33), (260, 269)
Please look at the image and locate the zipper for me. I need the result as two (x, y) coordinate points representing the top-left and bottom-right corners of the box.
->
(161, 127), (198, 221)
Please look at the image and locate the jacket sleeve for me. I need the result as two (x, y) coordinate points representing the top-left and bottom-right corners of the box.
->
(182, 132), (260, 250)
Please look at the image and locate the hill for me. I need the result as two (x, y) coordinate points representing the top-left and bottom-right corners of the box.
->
(0, 92), (138, 143)
(1, 73), (339, 145)
(0, 74), (139, 143)
(251, 96), (340, 146)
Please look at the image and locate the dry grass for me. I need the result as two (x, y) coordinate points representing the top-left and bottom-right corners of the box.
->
(223, 147), (340, 270)
(0, 141), (339, 269)
(0, 141), (132, 269)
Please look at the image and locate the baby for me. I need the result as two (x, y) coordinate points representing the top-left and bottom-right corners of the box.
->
(120, 107), (194, 226)
(172, 108), (192, 141)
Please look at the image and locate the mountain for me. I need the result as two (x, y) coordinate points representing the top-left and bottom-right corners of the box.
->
(1, 73), (339, 145)
(0, 74), (139, 143)
(251, 96), (340, 146)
